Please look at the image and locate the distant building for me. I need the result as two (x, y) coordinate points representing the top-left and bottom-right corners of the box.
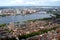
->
(1, 9), (17, 15)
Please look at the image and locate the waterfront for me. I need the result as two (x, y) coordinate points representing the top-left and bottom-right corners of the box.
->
(0, 6), (60, 40)
(0, 0), (60, 39)
(0, 12), (53, 24)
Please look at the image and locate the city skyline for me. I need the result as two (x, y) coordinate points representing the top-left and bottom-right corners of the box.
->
(0, 0), (60, 6)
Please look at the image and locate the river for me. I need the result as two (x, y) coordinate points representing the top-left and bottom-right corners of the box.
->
(0, 12), (54, 24)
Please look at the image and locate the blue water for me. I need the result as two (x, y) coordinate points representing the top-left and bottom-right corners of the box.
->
(0, 12), (53, 24)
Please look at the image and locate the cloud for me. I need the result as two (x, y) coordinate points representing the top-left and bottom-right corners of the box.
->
(0, 0), (60, 6)
(26, 2), (36, 5)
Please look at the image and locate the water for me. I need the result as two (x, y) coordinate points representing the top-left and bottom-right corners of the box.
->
(0, 12), (53, 24)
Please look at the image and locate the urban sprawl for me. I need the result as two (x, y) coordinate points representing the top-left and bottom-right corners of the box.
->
(0, 7), (60, 40)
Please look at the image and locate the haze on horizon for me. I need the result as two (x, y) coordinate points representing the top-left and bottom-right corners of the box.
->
(0, 0), (60, 6)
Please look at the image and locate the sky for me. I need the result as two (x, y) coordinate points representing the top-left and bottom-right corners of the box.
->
(0, 0), (60, 6)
